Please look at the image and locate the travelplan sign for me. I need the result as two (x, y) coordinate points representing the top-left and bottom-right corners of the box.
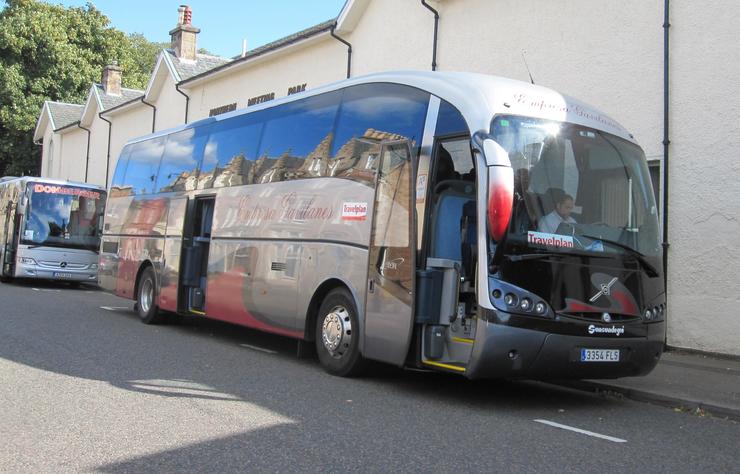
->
(527, 231), (574, 249)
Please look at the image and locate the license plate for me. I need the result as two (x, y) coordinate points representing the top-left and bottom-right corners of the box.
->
(580, 348), (620, 362)
(53, 272), (73, 278)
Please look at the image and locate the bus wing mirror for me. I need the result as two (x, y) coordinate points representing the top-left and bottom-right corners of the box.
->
(482, 138), (512, 167)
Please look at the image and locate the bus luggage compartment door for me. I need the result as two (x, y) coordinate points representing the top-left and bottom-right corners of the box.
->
(363, 141), (416, 366)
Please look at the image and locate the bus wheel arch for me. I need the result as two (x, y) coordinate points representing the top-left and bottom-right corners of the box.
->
(313, 285), (367, 377)
(134, 261), (164, 324)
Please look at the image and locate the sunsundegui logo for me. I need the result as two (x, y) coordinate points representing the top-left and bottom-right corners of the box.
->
(588, 324), (625, 336)
(341, 202), (368, 221)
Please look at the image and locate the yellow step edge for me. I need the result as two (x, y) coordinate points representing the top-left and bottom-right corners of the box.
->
(451, 337), (475, 344)
(190, 309), (206, 315)
(422, 360), (466, 373)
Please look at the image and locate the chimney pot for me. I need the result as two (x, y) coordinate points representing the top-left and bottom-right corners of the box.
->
(170, 5), (200, 61)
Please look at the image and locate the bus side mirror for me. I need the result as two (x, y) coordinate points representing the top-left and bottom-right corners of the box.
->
(17, 195), (27, 214)
(482, 138), (512, 167)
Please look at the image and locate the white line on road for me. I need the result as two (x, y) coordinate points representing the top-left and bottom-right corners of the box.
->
(100, 306), (130, 311)
(239, 343), (277, 354)
(534, 419), (627, 443)
(32, 288), (61, 292)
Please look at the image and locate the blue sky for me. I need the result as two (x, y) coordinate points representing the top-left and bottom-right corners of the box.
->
(42, 1), (348, 58)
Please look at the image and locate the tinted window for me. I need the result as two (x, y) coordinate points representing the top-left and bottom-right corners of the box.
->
(156, 127), (209, 193)
(255, 91), (341, 184)
(110, 145), (132, 196)
(330, 83), (429, 185)
(435, 100), (469, 137)
(121, 137), (166, 195)
(200, 114), (263, 189)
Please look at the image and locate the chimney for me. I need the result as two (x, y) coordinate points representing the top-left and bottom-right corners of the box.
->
(169, 5), (200, 62)
(102, 62), (122, 96)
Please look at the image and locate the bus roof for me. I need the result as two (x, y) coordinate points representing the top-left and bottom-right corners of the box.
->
(125, 71), (634, 147)
(0, 177), (105, 191)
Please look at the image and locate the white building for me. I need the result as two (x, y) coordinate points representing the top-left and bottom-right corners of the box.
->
(33, 1), (740, 356)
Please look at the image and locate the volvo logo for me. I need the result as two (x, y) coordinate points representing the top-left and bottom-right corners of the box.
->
(60, 261), (67, 268)
(589, 277), (618, 303)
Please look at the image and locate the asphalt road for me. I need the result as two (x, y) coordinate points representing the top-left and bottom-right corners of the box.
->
(0, 280), (737, 473)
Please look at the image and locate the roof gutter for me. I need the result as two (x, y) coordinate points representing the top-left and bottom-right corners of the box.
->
(141, 97), (157, 132)
(175, 83), (190, 124)
(421, 0), (439, 71)
(662, 0), (670, 290)
(77, 123), (92, 183)
(331, 22), (352, 79)
(98, 112), (113, 187)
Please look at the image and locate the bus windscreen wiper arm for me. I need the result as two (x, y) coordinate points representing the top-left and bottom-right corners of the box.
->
(581, 234), (659, 277)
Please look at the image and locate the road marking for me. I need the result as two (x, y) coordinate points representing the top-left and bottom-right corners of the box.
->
(32, 288), (61, 292)
(239, 343), (277, 354)
(534, 419), (627, 443)
(100, 306), (130, 311)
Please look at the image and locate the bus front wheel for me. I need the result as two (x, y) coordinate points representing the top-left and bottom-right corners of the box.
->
(136, 267), (164, 324)
(315, 288), (366, 377)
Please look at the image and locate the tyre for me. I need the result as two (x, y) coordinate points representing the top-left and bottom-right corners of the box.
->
(136, 266), (164, 324)
(315, 288), (366, 377)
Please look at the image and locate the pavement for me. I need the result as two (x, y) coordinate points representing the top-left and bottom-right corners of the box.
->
(564, 350), (740, 421)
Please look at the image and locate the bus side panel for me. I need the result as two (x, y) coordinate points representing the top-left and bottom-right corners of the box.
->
(205, 180), (374, 338)
(158, 196), (187, 312)
(110, 196), (169, 299)
(206, 240), (303, 338)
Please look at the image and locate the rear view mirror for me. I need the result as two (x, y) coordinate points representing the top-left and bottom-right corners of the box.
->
(482, 138), (511, 167)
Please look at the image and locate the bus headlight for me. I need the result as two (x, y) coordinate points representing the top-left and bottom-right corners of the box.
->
(89, 263), (98, 270)
(18, 257), (36, 265)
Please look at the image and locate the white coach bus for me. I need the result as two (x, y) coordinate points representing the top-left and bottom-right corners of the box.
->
(99, 71), (665, 379)
(0, 177), (105, 285)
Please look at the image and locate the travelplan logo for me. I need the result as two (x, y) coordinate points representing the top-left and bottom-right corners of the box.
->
(588, 325), (625, 336)
(341, 202), (368, 221)
(527, 231), (574, 249)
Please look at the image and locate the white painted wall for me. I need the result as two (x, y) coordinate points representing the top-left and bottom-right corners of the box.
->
(57, 128), (88, 182)
(106, 104), (153, 179)
(154, 74), (187, 131)
(186, 37), (347, 122)
(86, 114), (111, 187)
(668, 0), (740, 355)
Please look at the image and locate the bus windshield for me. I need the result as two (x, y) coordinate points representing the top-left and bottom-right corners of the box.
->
(21, 184), (106, 252)
(492, 115), (661, 258)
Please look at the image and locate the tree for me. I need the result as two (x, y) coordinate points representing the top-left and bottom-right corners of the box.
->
(0, 0), (163, 176)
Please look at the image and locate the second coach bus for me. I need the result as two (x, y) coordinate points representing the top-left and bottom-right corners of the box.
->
(1, 177), (105, 285)
(99, 71), (665, 379)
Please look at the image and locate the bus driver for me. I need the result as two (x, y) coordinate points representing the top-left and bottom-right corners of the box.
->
(538, 193), (576, 234)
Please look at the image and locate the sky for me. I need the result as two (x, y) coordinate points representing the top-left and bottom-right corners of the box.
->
(42, 0), (348, 58)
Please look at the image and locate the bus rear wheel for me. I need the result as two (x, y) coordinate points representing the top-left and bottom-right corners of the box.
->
(315, 288), (366, 377)
(136, 266), (164, 324)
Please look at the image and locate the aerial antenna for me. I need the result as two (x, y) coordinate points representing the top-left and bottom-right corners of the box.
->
(521, 50), (535, 85)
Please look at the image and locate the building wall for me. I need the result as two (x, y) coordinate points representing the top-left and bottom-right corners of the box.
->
(57, 128), (88, 182)
(345, 0), (432, 76)
(155, 74), (187, 131)
(668, 0), (740, 354)
(106, 105), (153, 180)
(186, 37), (347, 122)
(86, 114), (111, 187)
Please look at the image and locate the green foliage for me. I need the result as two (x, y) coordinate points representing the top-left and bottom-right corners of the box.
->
(0, 0), (164, 176)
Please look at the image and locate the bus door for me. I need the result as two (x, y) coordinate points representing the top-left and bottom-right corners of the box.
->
(363, 141), (416, 365)
(1, 199), (13, 275)
(181, 196), (215, 314)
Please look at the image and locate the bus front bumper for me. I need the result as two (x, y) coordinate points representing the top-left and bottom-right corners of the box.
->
(16, 263), (98, 282)
(465, 315), (665, 380)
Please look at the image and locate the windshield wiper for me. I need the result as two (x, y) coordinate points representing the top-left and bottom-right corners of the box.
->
(581, 234), (659, 278)
(505, 250), (612, 262)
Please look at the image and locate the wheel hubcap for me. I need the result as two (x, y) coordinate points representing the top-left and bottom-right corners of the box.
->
(321, 306), (351, 359)
(140, 278), (153, 314)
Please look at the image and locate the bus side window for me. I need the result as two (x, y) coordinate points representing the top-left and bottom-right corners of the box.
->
(255, 91), (341, 184)
(200, 114), (263, 189)
(330, 83), (430, 185)
(110, 145), (132, 196)
(156, 127), (209, 193)
(121, 137), (166, 195)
